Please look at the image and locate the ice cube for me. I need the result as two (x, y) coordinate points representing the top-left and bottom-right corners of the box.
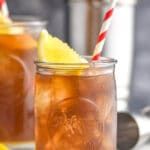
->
(79, 73), (115, 99)
(50, 76), (78, 102)
(79, 74), (115, 121)
(35, 74), (52, 115)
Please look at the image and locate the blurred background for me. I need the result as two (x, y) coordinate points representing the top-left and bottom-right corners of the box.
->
(7, 0), (150, 149)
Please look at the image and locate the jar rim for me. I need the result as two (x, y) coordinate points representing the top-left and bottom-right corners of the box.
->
(35, 56), (117, 70)
(0, 15), (47, 28)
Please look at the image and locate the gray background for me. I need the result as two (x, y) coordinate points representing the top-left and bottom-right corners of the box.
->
(7, 0), (150, 113)
(130, 0), (150, 113)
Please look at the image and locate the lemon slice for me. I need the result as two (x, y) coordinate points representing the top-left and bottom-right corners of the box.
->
(0, 12), (23, 34)
(0, 13), (11, 24)
(0, 144), (9, 150)
(38, 29), (87, 64)
(0, 13), (11, 34)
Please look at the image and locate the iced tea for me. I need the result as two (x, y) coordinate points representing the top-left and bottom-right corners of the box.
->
(0, 19), (45, 148)
(35, 58), (117, 150)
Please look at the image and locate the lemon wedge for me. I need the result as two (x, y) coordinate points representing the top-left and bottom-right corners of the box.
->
(0, 13), (11, 34)
(0, 144), (9, 150)
(0, 12), (23, 34)
(38, 29), (87, 64)
(0, 13), (11, 24)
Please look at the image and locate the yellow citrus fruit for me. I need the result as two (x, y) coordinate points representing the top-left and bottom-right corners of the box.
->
(0, 144), (9, 150)
(38, 29), (87, 64)
(0, 12), (23, 34)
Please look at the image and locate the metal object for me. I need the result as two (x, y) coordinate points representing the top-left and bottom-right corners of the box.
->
(118, 112), (150, 149)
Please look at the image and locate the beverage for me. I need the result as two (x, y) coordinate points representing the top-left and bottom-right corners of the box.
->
(0, 18), (45, 149)
(35, 30), (117, 150)
(0, 34), (35, 142)
(35, 60), (117, 150)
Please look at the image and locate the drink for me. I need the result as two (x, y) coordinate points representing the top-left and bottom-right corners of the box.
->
(0, 18), (45, 149)
(35, 30), (117, 150)
(35, 58), (117, 150)
(0, 34), (35, 142)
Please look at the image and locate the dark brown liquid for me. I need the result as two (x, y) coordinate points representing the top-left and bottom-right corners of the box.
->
(0, 34), (36, 142)
(35, 72), (117, 150)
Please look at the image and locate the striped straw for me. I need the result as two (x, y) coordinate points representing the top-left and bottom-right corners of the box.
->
(0, 0), (9, 17)
(92, 0), (118, 60)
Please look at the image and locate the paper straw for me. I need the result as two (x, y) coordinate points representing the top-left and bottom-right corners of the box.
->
(92, 0), (118, 60)
(0, 0), (9, 17)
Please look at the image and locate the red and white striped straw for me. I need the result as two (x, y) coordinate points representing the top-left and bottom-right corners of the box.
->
(92, 0), (118, 60)
(0, 0), (9, 17)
